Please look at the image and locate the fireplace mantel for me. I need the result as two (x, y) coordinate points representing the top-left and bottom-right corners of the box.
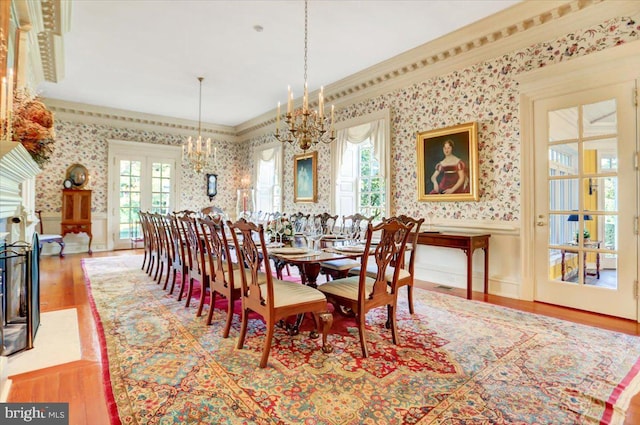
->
(0, 141), (41, 220)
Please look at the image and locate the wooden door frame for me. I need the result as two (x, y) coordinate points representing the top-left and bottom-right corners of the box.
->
(516, 41), (640, 303)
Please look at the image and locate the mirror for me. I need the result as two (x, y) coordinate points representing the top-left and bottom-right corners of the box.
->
(206, 173), (217, 201)
(66, 163), (89, 189)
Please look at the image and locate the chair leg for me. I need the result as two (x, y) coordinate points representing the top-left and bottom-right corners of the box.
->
(357, 313), (369, 358)
(196, 278), (208, 317)
(168, 268), (177, 294)
(162, 263), (171, 290)
(222, 297), (235, 338)
(407, 284), (415, 315)
(260, 320), (275, 368)
(58, 241), (65, 257)
(236, 310), (249, 350)
(206, 290), (217, 325)
(314, 311), (333, 353)
(388, 304), (399, 345)
(184, 277), (194, 308)
(177, 267), (188, 301)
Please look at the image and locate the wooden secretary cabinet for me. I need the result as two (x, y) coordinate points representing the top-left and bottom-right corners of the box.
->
(61, 189), (93, 254)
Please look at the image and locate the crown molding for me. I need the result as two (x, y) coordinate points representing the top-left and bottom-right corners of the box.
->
(45, 98), (239, 141)
(236, 0), (639, 140)
(15, 0), (71, 85)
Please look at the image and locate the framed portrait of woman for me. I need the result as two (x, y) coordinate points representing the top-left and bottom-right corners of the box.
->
(293, 151), (317, 203)
(416, 121), (479, 202)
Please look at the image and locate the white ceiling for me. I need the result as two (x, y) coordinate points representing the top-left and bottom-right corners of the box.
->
(38, 0), (521, 127)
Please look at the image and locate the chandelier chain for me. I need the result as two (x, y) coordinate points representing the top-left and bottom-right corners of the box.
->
(304, 0), (308, 84)
(197, 76), (203, 136)
(274, 0), (335, 151)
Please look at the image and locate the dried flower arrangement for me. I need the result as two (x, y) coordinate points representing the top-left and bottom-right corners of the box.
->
(9, 89), (56, 167)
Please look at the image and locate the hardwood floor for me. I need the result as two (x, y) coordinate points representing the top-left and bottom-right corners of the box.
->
(6, 250), (640, 424)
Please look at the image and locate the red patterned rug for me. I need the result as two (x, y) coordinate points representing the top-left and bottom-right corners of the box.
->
(82, 255), (640, 424)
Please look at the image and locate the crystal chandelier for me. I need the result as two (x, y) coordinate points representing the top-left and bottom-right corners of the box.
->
(183, 77), (216, 174)
(274, 0), (335, 151)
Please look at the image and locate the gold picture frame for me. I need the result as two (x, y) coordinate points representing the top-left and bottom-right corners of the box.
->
(417, 121), (479, 202)
(293, 151), (317, 203)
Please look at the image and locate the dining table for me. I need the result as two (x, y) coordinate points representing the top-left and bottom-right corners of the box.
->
(269, 242), (367, 287)
(267, 241), (368, 335)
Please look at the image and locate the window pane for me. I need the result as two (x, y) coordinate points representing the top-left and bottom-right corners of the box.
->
(548, 143), (578, 176)
(549, 107), (578, 141)
(548, 179), (578, 211)
(583, 99), (616, 138)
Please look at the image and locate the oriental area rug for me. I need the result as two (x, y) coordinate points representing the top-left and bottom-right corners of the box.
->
(82, 255), (640, 425)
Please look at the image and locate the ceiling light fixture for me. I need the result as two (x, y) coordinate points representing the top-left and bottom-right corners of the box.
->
(274, 0), (335, 151)
(183, 77), (216, 174)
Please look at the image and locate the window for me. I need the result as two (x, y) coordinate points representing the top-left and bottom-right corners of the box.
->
(254, 142), (283, 214)
(331, 110), (390, 222)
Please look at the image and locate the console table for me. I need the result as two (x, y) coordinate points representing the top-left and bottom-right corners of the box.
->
(415, 232), (490, 299)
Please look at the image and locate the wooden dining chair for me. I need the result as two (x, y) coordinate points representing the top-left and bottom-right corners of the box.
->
(199, 215), (266, 337)
(227, 218), (333, 368)
(167, 212), (188, 297)
(35, 210), (65, 257)
(318, 218), (414, 358)
(341, 213), (374, 241)
(289, 212), (310, 233)
(314, 212), (338, 235)
(150, 213), (172, 288)
(178, 215), (210, 313)
(319, 213), (374, 281)
(349, 215), (424, 316)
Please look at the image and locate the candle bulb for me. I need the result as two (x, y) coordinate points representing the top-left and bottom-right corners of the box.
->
(188, 137), (192, 154)
(318, 87), (324, 119)
(303, 82), (308, 112)
(330, 104), (335, 128)
(0, 77), (6, 122)
(206, 138), (211, 156)
(287, 86), (292, 115)
(7, 68), (13, 117)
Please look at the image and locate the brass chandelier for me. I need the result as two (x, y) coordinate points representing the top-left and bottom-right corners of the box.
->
(183, 77), (216, 174)
(274, 0), (335, 151)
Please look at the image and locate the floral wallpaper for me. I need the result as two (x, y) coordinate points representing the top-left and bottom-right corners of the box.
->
(38, 15), (640, 227)
(242, 15), (640, 222)
(35, 122), (240, 215)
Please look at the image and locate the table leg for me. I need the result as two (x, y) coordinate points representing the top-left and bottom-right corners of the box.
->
(561, 250), (566, 281)
(465, 248), (472, 300)
(483, 247), (489, 294)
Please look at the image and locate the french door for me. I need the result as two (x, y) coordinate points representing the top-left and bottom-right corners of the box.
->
(533, 81), (638, 319)
(108, 140), (181, 250)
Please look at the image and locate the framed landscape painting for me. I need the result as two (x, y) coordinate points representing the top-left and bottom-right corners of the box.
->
(294, 151), (317, 203)
(416, 121), (479, 202)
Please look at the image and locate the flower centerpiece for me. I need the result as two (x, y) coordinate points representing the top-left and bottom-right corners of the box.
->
(266, 217), (294, 243)
(2, 86), (56, 167)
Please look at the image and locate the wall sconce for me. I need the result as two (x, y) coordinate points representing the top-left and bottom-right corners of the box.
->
(588, 178), (597, 195)
(240, 175), (250, 189)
